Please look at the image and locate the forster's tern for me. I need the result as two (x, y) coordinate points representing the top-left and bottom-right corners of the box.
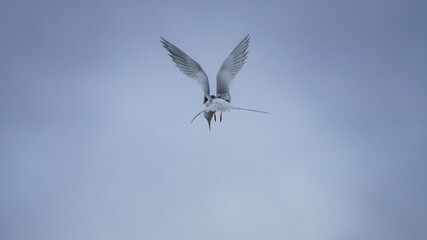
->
(161, 35), (268, 130)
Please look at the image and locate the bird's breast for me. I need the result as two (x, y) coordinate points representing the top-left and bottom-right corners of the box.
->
(207, 99), (232, 112)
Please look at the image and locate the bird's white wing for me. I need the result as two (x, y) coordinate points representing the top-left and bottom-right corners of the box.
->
(161, 37), (210, 100)
(216, 35), (250, 102)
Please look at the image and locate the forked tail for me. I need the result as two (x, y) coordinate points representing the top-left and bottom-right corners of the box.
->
(230, 106), (269, 114)
(190, 110), (205, 123)
(190, 106), (268, 123)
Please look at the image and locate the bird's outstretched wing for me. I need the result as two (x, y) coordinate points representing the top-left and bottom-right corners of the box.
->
(161, 37), (210, 100)
(216, 35), (250, 102)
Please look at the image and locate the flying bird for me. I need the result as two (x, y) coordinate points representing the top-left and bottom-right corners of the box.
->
(161, 35), (268, 130)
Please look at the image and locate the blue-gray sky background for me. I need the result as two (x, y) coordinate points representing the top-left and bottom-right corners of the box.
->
(1, 0), (427, 239)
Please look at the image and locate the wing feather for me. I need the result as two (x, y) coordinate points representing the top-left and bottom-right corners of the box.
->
(161, 37), (210, 99)
(216, 35), (250, 102)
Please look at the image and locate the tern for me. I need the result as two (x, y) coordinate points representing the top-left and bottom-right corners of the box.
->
(161, 35), (268, 131)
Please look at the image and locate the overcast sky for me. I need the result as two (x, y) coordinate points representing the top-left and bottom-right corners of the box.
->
(1, 0), (427, 239)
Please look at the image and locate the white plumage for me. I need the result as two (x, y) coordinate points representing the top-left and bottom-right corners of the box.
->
(161, 35), (268, 131)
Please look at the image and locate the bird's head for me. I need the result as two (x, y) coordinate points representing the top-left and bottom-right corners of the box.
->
(203, 95), (217, 104)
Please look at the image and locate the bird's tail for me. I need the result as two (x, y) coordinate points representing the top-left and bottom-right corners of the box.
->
(230, 105), (269, 114)
(191, 105), (268, 123)
(190, 110), (205, 123)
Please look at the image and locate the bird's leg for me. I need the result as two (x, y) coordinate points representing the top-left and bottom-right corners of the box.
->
(214, 111), (216, 122)
(220, 112), (222, 122)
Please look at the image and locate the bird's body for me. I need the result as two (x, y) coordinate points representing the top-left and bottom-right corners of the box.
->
(161, 35), (268, 130)
(207, 98), (231, 113)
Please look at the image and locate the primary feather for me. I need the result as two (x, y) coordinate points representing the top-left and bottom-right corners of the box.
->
(161, 37), (211, 100)
(216, 34), (250, 102)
